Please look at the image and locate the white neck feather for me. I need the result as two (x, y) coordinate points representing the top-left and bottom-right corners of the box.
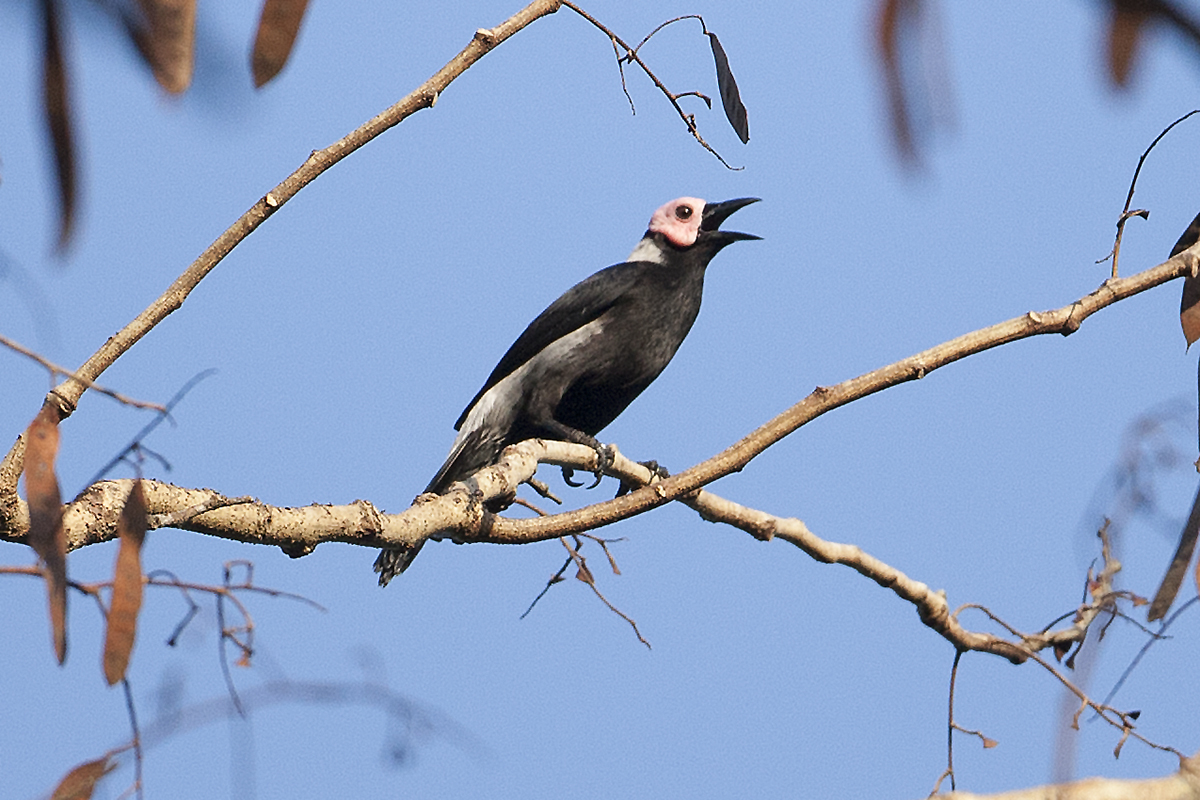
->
(626, 236), (666, 265)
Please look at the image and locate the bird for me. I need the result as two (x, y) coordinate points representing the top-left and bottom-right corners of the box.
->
(375, 196), (761, 584)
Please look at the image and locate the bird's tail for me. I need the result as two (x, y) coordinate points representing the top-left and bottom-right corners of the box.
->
(374, 543), (423, 586)
(374, 429), (496, 586)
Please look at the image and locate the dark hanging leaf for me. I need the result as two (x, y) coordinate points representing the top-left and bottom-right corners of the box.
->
(1147, 481), (1200, 621)
(251, 0), (310, 88)
(875, 0), (917, 162)
(103, 480), (148, 685)
(50, 755), (115, 800)
(707, 32), (749, 144)
(24, 406), (68, 664)
(1107, 0), (1147, 88)
(1173, 209), (1200, 347)
(128, 0), (196, 94)
(40, 0), (76, 250)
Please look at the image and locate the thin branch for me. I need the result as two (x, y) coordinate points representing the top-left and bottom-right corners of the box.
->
(1102, 108), (1200, 278)
(119, 679), (144, 800)
(561, 2), (739, 169)
(0, 333), (166, 412)
(87, 368), (218, 487)
(559, 535), (650, 648)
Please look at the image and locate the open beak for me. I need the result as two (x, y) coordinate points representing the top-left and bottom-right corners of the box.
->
(700, 197), (762, 241)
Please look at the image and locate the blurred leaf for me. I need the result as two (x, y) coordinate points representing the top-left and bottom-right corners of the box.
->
(40, 0), (76, 250)
(130, 0), (196, 93)
(1173, 209), (1200, 346)
(574, 561), (594, 585)
(50, 755), (115, 800)
(1108, 0), (1148, 87)
(707, 32), (749, 143)
(1147, 481), (1200, 621)
(875, 0), (919, 162)
(252, 0), (310, 88)
(103, 480), (147, 685)
(24, 406), (67, 664)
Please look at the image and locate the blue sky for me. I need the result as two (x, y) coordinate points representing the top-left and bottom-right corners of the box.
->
(2, 1), (1200, 798)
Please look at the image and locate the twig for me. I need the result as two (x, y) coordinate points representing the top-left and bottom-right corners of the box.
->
(87, 369), (218, 487)
(520, 555), (570, 619)
(120, 679), (144, 800)
(560, 535), (650, 648)
(0, 333), (166, 412)
(561, 2), (739, 169)
(1102, 109), (1200, 278)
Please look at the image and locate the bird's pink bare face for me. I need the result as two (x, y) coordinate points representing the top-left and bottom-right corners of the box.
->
(647, 197), (706, 248)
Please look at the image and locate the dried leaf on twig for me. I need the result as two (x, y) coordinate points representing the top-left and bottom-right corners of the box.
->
(24, 407), (68, 664)
(103, 480), (148, 685)
(49, 754), (115, 800)
(707, 32), (748, 143)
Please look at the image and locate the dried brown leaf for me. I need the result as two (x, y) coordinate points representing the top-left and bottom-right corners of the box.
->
(24, 407), (67, 664)
(50, 754), (115, 800)
(131, 0), (196, 93)
(1108, 1), (1147, 87)
(602, 544), (621, 576)
(40, 0), (76, 250)
(707, 32), (749, 144)
(575, 561), (594, 585)
(251, 0), (310, 88)
(103, 480), (147, 685)
(1182, 303), (1200, 348)
(982, 736), (998, 749)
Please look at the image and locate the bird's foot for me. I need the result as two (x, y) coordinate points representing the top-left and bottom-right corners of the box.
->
(615, 460), (671, 498)
(561, 443), (615, 489)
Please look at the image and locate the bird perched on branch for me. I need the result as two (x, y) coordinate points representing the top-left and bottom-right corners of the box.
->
(375, 196), (761, 584)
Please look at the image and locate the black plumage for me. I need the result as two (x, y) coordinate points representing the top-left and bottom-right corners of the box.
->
(375, 196), (760, 584)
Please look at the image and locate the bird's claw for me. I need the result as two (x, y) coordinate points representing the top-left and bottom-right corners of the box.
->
(615, 459), (670, 497)
(561, 443), (615, 489)
(585, 444), (615, 489)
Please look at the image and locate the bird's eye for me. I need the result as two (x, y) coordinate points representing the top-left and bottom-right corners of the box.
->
(675, 204), (694, 221)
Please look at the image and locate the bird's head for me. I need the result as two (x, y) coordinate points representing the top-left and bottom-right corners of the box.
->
(634, 197), (761, 262)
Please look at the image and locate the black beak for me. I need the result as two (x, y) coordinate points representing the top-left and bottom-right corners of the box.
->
(700, 197), (762, 242)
